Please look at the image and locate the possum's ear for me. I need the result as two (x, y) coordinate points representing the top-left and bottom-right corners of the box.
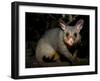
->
(59, 19), (66, 31)
(75, 19), (84, 32)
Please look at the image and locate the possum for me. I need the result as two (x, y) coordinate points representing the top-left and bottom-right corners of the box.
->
(36, 19), (84, 66)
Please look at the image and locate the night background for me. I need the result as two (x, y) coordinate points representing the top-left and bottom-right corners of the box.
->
(25, 12), (89, 68)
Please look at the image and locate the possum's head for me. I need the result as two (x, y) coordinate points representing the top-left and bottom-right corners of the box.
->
(59, 19), (84, 47)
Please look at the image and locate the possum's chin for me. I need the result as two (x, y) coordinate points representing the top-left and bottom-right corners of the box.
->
(64, 38), (74, 47)
(67, 43), (73, 47)
(66, 43), (74, 48)
(64, 41), (74, 48)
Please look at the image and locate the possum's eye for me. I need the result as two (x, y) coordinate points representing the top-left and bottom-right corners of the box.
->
(66, 32), (69, 37)
(74, 33), (77, 37)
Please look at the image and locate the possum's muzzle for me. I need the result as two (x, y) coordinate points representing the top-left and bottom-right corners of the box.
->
(64, 36), (75, 47)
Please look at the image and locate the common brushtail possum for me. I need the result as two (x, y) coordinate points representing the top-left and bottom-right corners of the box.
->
(36, 19), (84, 66)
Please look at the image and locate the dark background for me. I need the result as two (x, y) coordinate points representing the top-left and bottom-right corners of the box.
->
(25, 12), (89, 68)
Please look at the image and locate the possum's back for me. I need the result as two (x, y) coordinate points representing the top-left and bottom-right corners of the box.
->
(41, 28), (61, 48)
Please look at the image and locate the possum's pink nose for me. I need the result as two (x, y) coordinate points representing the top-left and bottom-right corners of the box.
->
(68, 38), (74, 46)
(64, 36), (74, 46)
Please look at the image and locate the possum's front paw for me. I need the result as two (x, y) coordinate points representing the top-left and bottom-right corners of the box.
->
(72, 57), (80, 65)
(75, 57), (80, 65)
(71, 50), (80, 65)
